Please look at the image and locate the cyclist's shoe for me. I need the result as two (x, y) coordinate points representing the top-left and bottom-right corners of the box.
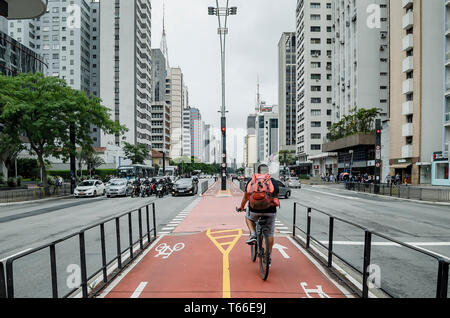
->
(246, 234), (257, 245)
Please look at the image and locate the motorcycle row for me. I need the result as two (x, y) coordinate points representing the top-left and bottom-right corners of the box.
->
(131, 178), (172, 199)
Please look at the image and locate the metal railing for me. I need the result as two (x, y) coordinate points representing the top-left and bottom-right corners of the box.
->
(0, 184), (72, 203)
(1, 202), (158, 298)
(292, 202), (449, 298)
(344, 182), (450, 202)
(200, 180), (209, 194)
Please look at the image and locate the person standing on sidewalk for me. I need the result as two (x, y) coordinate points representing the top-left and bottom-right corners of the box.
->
(237, 164), (282, 265)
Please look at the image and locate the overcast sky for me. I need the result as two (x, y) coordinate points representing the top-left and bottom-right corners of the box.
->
(151, 0), (296, 164)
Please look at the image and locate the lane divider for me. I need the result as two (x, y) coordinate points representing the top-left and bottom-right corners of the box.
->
(206, 229), (243, 298)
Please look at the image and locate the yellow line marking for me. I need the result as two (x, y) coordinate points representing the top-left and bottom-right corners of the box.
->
(207, 229), (242, 298)
(213, 235), (239, 239)
(208, 229), (240, 235)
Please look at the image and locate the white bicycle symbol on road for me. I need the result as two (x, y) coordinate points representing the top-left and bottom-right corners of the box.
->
(154, 242), (185, 259)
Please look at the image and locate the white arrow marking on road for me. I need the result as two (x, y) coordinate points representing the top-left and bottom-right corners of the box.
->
(273, 243), (290, 259)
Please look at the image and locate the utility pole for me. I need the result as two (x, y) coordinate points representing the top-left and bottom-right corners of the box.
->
(208, 2), (237, 191)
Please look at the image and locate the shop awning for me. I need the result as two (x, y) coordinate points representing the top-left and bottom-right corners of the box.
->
(390, 163), (412, 169)
(416, 162), (431, 166)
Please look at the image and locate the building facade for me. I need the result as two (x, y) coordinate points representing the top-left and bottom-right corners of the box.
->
(256, 107), (279, 163)
(151, 48), (171, 154)
(99, 0), (153, 153)
(167, 67), (184, 159)
(434, 0), (450, 186)
(295, 0), (334, 175)
(189, 107), (203, 161)
(390, 0), (444, 185)
(182, 106), (191, 158)
(278, 32), (296, 153)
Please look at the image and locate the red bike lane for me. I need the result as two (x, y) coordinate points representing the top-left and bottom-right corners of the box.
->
(100, 180), (354, 298)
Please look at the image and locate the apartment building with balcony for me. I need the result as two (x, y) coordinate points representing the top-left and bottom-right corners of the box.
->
(390, 0), (444, 185)
(295, 0), (334, 176)
(99, 0), (153, 155)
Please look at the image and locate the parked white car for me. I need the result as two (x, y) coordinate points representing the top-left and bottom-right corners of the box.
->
(74, 180), (106, 197)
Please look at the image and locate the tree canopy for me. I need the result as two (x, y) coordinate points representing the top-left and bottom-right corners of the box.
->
(0, 72), (127, 191)
(327, 107), (381, 142)
(122, 141), (150, 164)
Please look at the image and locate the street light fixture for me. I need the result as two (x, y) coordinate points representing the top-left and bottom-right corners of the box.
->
(208, 1), (237, 191)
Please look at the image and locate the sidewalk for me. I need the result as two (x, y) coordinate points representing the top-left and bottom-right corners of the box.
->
(99, 180), (354, 299)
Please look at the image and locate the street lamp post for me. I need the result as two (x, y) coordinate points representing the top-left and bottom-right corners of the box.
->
(208, 1), (237, 191)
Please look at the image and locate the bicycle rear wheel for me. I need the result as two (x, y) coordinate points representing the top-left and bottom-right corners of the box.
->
(258, 232), (270, 281)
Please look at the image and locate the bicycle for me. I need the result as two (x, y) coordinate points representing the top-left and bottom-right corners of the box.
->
(236, 208), (271, 281)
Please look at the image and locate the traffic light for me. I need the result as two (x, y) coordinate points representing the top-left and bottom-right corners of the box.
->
(208, 7), (216, 15)
(221, 127), (226, 134)
(229, 7), (238, 15)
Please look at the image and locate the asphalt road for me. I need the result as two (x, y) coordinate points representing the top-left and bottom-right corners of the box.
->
(274, 184), (450, 298)
(0, 179), (213, 298)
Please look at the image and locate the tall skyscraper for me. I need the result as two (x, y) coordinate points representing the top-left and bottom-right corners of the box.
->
(99, 0), (153, 150)
(167, 67), (185, 159)
(190, 107), (203, 161)
(182, 106), (191, 158)
(245, 114), (257, 168)
(295, 0), (334, 176)
(390, 0), (444, 185)
(278, 32), (296, 153)
(151, 48), (171, 154)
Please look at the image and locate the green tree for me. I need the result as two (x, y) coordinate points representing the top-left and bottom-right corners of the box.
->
(0, 73), (126, 193)
(122, 141), (150, 164)
(279, 150), (296, 166)
(86, 153), (105, 178)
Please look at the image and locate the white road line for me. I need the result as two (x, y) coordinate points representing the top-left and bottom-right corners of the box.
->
(96, 235), (165, 298)
(302, 188), (360, 200)
(162, 227), (175, 231)
(0, 248), (32, 262)
(277, 227), (290, 230)
(318, 241), (450, 247)
(157, 232), (171, 235)
(287, 236), (356, 298)
(130, 282), (148, 298)
(280, 231), (293, 234)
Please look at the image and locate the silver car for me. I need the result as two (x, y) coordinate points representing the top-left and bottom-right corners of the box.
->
(286, 178), (301, 189)
(106, 179), (132, 198)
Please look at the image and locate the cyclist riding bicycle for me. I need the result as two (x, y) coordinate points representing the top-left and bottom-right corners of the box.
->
(237, 164), (282, 266)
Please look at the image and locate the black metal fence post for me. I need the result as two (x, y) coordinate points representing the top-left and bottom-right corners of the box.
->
(128, 213), (133, 259)
(293, 203), (297, 237)
(328, 217), (334, 268)
(79, 232), (88, 298)
(436, 260), (449, 298)
(306, 207), (312, 249)
(0, 262), (6, 298)
(362, 231), (372, 298)
(49, 244), (58, 298)
(5, 259), (14, 298)
(152, 203), (157, 238)
(100, 224), (107, 284)
(138, 208), (143, 250)
(115, 218), (122, 269)
(146, 205), (151, 242)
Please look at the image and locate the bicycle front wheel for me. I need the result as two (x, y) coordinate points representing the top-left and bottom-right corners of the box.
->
(250, 242), (257, 262)
(258, 233), (270, 281)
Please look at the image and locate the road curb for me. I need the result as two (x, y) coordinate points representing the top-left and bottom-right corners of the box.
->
(0, 195), (73, 207)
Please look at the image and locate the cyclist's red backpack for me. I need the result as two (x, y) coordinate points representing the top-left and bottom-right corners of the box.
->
(246, 174), (276, 210)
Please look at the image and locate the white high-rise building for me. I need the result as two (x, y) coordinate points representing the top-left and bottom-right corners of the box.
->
(167, 67), (185, 159)
(99, 0), (153, 151)
(331, 0), (389, 120)
(182, 106), (191, 158)
(295, 0), (334, 175)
